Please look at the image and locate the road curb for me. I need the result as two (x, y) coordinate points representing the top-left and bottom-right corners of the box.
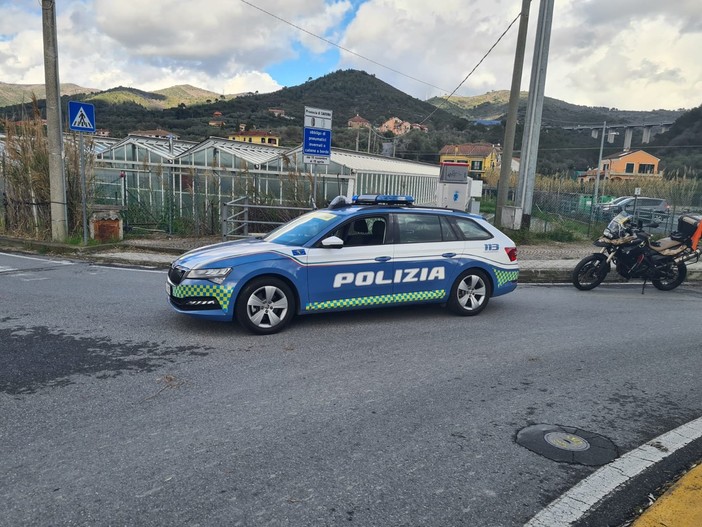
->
(2, 236), (701, 283)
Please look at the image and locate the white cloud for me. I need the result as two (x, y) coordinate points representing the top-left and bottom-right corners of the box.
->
(0, 0), (700, 110)
(338, 0), (525, 98)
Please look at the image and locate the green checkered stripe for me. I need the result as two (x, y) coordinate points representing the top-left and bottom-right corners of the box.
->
(305, 289), (445, 311)
(493, 268), (519, 287)
(172, 284), (234, 310)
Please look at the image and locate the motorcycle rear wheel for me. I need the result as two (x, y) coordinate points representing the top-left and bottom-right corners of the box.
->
(652, 262), (687, 291)
(572, 254), (609, 291)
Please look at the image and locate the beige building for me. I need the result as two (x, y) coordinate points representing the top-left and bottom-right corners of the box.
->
(439, 143), (500, 179)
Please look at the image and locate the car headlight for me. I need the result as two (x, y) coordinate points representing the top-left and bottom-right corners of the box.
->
(186, 267), (232, 284)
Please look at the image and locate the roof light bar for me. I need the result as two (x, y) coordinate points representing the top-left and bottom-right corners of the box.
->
(352, 194), (415, 205)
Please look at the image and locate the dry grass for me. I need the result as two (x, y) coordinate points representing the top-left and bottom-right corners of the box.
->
(2, 97), (94, 239)
(484, 168), (700, 209)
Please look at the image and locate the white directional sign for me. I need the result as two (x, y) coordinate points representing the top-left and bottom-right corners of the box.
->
(303, 106), (332, 165)
(68, 101), (96, 133)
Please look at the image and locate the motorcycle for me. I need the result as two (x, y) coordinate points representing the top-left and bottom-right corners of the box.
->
(572, 211), (702, 292)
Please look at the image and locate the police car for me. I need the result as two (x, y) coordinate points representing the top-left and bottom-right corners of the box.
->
(167, 195), (518, 334)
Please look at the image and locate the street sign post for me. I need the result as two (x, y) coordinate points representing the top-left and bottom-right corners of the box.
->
(303, 107), (332, 165)
(68, 101), (96, 133)
(303, 107), (332, 209)
(68, 101), (96, 244)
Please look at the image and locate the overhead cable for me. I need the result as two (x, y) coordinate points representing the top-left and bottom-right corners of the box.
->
(239, 0), (449, 93)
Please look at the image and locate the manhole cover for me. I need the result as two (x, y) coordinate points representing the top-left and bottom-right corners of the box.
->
(544, 431), (590, 451)
(517, 424), (618, 465)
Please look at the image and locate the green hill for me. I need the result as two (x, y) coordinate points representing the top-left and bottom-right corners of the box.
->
(86, 84), (231, 110)
(0, 81), (98, 108)
(2, 69), (700, 176)
(429, 91), (685, 126)
(648, 105), (702, 173)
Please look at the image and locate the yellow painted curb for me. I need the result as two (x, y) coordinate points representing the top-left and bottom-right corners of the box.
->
(633, 463), (702, 527)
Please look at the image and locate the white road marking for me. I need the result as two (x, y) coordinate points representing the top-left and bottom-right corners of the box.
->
(90, 265), (163, 274)
(17, 274), (49, 281)
(525, 415), (702, 526)
(0, 266), (18, 273)
(0, 252), (74, 265)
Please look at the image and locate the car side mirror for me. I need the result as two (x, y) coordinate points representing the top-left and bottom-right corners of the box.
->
(321, 236), (344, 249)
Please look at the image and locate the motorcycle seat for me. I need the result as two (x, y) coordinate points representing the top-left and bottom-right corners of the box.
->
(649, 237), (686, 256)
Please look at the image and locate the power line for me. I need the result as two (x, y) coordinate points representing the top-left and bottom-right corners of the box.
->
(239, 0), (449, 93)
(419, 12), (522, 125)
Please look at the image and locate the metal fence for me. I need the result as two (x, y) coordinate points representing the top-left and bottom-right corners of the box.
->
(90, 165), (348, 236)
(221, 197), (313, 239)
(483, 185), (702, 236)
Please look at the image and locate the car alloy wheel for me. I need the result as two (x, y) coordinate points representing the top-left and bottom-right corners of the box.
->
(448, 269), (491, 316)
(236, 277), (295, 334)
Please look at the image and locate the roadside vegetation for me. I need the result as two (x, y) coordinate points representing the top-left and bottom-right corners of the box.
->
(1, 98), (93, 239)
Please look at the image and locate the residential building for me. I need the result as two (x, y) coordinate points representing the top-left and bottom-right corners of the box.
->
(439, 143), (501, 179)
(129, 129), (179, 139)
(581, 149), (662, 181)
(378, 117), (411, 136)
(347, 114), (371, 129)
(228, 130), (280, 146)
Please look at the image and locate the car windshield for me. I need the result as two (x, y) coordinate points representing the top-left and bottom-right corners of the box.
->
(264, 210), (339, 246)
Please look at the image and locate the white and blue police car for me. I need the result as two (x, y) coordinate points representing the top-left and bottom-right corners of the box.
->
(167, 195), (518, 334)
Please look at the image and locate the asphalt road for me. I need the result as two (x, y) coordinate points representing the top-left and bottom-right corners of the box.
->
(1, 252), (701, 527)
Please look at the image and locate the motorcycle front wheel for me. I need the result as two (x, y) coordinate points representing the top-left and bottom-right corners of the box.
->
(652, 262), (687, 291)
(572, 254), (609, 290)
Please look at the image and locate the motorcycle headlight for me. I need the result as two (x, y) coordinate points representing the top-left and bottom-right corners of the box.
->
(186, 267), (232, 284)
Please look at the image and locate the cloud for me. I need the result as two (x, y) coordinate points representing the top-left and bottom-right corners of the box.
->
(91, 0), (351, 76)
(336, 0), (701, 110)
(338, 0), (521, 98)
(0, 0), (699, 110)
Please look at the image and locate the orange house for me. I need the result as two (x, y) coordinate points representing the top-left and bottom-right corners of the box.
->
(582, 149), (661, 181)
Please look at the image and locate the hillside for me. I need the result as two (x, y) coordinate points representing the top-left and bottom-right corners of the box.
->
(86, 84), (232, 110)
(428, 91), (685, 126)
(2, 69), (701, 175)
(648, 105), (702, 173)
(197, 69), (461, 131)
(0, 81), (99, 108)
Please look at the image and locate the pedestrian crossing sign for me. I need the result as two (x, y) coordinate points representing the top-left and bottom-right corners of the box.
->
(68, 101), (96, 132)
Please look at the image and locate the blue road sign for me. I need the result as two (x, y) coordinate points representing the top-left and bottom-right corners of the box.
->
(303, 128), (332, 157)
(68, 101), (96, 133)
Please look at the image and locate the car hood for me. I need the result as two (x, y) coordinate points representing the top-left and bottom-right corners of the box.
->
(173, 238), (296, 269)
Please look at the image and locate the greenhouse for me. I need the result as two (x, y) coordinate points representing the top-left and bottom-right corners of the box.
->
(91, 135), (440, 231)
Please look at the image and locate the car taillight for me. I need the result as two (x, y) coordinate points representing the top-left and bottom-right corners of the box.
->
(505, 247), (517, 262)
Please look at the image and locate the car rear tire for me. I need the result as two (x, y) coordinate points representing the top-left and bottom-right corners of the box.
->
(235, 277), (295, 335)
(448, 269), (491, 316)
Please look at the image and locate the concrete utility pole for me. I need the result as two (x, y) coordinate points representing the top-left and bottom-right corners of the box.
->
(42, 0), (68, 241)
(496, 0), (531, 228)
(590, 120), (607, 224)
(515, 0), (554, 230)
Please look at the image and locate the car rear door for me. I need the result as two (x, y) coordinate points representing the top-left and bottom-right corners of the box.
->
(389, 212), (464, 303)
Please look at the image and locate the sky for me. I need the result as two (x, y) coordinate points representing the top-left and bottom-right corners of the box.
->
(1, 0), (701, 113)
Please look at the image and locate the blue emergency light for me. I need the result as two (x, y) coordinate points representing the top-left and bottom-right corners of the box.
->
(352, 194), (415, 205)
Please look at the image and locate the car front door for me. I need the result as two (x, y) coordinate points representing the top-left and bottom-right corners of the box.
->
(304, 215), (394, 312)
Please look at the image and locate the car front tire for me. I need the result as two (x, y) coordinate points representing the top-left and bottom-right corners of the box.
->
(235, 277), (295, 335)
(448, 269), (491, 316)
